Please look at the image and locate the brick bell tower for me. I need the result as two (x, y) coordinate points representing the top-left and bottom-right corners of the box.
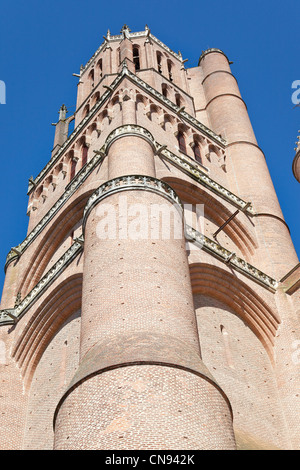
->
(0, 25), (299, 450)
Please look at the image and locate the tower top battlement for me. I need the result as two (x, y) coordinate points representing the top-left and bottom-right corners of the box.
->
(80, 24), (184, 77)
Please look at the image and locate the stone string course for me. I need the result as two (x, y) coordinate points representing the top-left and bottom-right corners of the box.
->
(6, 124), (252, 270)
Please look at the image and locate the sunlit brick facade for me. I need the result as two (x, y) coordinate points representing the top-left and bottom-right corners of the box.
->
(0, 25), (299, 450)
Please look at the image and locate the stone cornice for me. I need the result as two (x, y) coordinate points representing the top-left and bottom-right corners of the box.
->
(159, 143), (253, 214)
(81, 29), (182, 77)
(104, 125), (253, 214)
(5, 151), (105, 271)
(83, 174), (183, 233)
(104, 124), (157, 153)
(0, 222), (278, 327)
(27, 69), (126, 195)
(5, 124), (252, 271)
(0, 223), (278, 327)
(185, 226), (278, 292)
(198, 48), (229, 65)
(0, 236), (83, 325)
(28, 62), (226, 196)
(280, 262), (300, 295)
(124, 67), (227, 147)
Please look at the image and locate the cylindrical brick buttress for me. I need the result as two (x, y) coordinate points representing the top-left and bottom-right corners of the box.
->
(200, 49), (298, 278)
(53, 134), (236, 450)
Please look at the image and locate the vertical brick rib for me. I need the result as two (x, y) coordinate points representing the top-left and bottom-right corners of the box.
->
(53, 134), (236, 450)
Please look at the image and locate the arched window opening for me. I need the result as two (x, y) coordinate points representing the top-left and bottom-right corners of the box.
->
(175, 94), (181, 107)
(164, 115), (173, 132)
(162, 84), (168, 98)
(149, 104), (160, 123)
(70, 159), (77, 181)
(177, 131), (186, 154)
(54, 162), (63, 177)
(193, 142), (202, 164)
(36, 185), (43, 199)
(157, 52), (162, 74)
(208, 144), (221, 162)
(167, 60), (173, 82)
(81, 143), (88, 167)
(83, 104), (90, 119)
(88, 69), (94, 87)
(133, 47), (140, 71)
(93, 91), (100, 106)
(45, 175), (53, 189)
(97, 59), (103, 78)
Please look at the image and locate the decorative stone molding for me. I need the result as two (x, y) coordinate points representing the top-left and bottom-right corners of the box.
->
(103, 125), (253, 214)
(158, 144), (253, 214)
(81, 29), (182, 77)
(6, 124), (253, 270)
(0, 236), (84, 325)
(124, 67), (227, 147)
(83, 175), (183, 231)
(104, 124), (156, 153)
(0, 209), (277, 329)
(198, 48), (230, 65)
(185, 225), (278, 291)
(28, 59), (226, 195)
(5, 151), (105, 270)
(27, 69), (126, 195)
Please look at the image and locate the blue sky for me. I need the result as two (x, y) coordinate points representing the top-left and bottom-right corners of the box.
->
(0, 0), (299, 295)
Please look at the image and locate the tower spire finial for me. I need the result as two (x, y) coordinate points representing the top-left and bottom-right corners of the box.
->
(58, 104), (67, 121)
(120, 24), (131, 38)
(145, 24), (151, 42)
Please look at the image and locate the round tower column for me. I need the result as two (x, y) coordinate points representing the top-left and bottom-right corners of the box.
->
(53, 131), (236, 450)
(200, 49), (298, 278)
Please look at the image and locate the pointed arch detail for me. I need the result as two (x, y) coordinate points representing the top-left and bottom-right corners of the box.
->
(12, 274), (82, 388)
(190, 263), (280, 362)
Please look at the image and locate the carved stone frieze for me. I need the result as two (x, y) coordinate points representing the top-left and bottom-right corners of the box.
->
(0, 236), (83, 325)
(185, 225), (278, 291)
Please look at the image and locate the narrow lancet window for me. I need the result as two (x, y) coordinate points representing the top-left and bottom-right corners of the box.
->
(70, 159), (76, 180)
(82, 144), (88, 167)
(177, 132), (186, 154)
(133, 47), (140, 71)
(98, 59), (103, 78)
(157, 52), (162, 74)
(193, 143), (202, 164)
(167, 60), (173, 82)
